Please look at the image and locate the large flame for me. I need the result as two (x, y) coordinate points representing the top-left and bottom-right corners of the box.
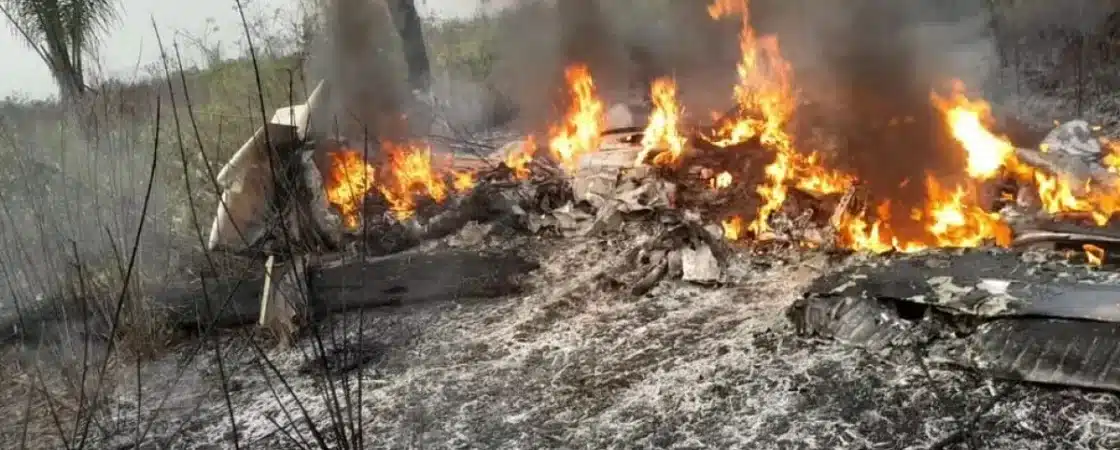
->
(638, 77), (688, 165)
(324, 150), (378, 229)
(322, 143), (475, 226)
(704, 0), (795, 235)
(548, 64), (606, 173)
(707, 0), (794, 149)
(919, 178), (1011, 249)
(836, 177), (1011, 253)
(833, 86), (1018, 253)
(698, 0), (1026, 252)
(931, 81), (1017, 180)
(377, 143), (451, 220)
(932, 83), (1120, 227)
(704, 0), (854, 236)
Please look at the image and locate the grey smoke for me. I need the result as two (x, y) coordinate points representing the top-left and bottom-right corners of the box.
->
(309, 0), (410, 142)
(487, 0), (742, 133)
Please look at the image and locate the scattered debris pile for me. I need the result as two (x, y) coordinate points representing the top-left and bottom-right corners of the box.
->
(790, 248), (1120, 393)
(192, 0), (1120, 398)
(1001, 120), (1120, 249)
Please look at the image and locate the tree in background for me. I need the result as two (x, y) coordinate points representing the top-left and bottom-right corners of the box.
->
(387, 0), (430, 94)
(0, 0), (119, 102)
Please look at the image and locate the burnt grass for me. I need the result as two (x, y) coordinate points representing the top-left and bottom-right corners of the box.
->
(6, 226), (1117, 449)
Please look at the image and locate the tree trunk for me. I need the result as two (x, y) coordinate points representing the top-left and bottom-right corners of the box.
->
(48, 58), (85, 103)
(387, 0), (430, 94)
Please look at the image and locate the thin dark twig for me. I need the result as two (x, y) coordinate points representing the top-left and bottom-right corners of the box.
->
(233, 0), (335, 446)
(171, 41), (251, 248)
(81, 94), (161, 446)
(151, 20), (242, 450)
(67, 239), (94, 448)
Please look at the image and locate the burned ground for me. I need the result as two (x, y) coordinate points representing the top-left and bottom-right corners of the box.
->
(6, 224), (1114, 450)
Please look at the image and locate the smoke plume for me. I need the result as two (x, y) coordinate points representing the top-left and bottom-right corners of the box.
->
(749, 0), (1000, 237)
(488, 0), (742, 133)
(309, 0), (409, 142)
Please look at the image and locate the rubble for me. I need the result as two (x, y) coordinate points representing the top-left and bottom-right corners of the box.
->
(1012, 218), (1120, 252)
(1041, 119), (1101, 159)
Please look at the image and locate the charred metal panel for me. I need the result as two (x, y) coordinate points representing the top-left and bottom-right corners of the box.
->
(793, 249), (1120, 393)
(959, 319), (1120, 393)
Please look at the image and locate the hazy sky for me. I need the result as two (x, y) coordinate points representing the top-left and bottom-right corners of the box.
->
(0, 0), (509, 100)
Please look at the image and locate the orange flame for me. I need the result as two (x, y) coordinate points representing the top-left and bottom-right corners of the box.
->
(452, 170), (476, 193)
(324, 150), (377, 229)
(833, 85), (1021, 254)
(638, 77), (688, 166)
(1103, 139), (1120, 173)
(836, 177), (1010, 253)
(703, 0), (857, 236)
(548, 64), (605, 172)
(708, 0), (748, 18)
(832, 84), (1026, 254)
(793, 152), (855, 196)
(376, 143), (450, 220)
(722, 216), (744, 241)
(711, 171), (733, 190)
(506, 136), (537, 180)
(918, 177), (1011, 249)
(707, 0), (793, 149)
(931, 81), (1016, 180)
(703, 0), (799, 235)
(1084, 243), (1105, 266)
(935, 83), (1120, 227)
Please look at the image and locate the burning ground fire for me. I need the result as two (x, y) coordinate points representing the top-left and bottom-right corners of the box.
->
(321, 0), (1120, 263)
(324, 143), (475, 226)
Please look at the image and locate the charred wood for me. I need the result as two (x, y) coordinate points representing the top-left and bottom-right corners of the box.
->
(360, 182), (522, 256)
(149, 248), (536, 331)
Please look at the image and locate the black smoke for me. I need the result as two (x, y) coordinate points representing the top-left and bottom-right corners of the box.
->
(752, 0), (997, 238)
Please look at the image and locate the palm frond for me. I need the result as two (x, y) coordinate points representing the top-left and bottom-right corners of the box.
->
(0, 0), (119, 98)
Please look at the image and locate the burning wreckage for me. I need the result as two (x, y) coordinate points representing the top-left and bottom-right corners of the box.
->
(201, 8), (1120, 397)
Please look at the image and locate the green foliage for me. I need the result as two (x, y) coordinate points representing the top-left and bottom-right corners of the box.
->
(424, 15), (501, 80)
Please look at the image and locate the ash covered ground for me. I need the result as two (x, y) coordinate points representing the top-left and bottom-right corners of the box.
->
(8, 221), (1116, 450)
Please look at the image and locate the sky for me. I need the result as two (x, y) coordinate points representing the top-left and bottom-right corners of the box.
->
(0, 0), (511, 100)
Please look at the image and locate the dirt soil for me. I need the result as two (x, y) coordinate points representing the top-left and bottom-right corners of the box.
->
(4, 223), (1114, 450)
